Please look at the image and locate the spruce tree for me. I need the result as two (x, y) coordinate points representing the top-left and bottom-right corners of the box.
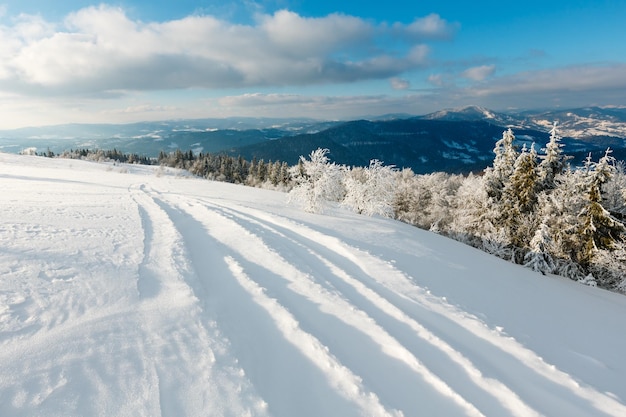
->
(538, 122), (568, 190)
(500, 144), (539, 250)
(576, 150), (626, 266)
(524, 219), (556, 275)
(484, 128), (518, 201)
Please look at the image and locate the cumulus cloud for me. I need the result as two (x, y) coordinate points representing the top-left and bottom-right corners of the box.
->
(0, 5), (456, 97)
(395, 13), (458, 41)
(461, 64), (496, 81)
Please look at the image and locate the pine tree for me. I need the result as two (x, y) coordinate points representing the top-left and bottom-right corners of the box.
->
(484, 128), (518, 201)
(524, 219), (556, 275)
(575, 150), (626, 266)
(537, 122), (569, 190)
(500, 144), (539, 250)
(507, 144), (539, 214)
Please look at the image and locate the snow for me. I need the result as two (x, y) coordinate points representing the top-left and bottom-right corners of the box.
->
(1, 153), (626, 417)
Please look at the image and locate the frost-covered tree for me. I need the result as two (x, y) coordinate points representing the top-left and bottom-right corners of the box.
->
(587, 246), (626, 290)
(575, 150), (626, 266)
(393, 168), (423, 226)
(537, 122), (569, 190)
(500, 144), (540, 250)
(483, 128), (518, 201)
(342, 159), (396, 217)
(393, 170), (460, 229)
(524, 219), (556, 275)
(447, 173), (495, 247)
(602, 160), (626, 219)
(288, 148), (345, 213)
(506, 144), (539, 215)
(535, 169), (587, 279)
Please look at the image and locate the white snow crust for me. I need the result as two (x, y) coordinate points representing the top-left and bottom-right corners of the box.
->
(1, 153), (626, 417)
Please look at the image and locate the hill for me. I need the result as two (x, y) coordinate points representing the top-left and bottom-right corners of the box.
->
(223, 119), (549, 174)
(1, 153), (626, 416)
(1, 106), (625, 173)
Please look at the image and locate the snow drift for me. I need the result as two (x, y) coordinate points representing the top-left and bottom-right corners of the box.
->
(1, 153), (626, 417)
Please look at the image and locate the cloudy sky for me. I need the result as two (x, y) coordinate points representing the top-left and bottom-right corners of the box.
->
(0, 0), (625, 128)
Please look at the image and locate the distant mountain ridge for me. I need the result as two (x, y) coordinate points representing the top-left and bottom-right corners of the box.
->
(1, 106), (625, 174)
(421, 105), (626, 139)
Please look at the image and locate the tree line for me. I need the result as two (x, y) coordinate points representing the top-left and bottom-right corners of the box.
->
(287, 125), (626, 292)
(42, 124), (626, 292)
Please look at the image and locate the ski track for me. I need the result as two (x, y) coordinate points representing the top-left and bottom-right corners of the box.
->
(147, 186), (625, 417)
(196, 199), (626, 417)
(2, 156), (626, 417)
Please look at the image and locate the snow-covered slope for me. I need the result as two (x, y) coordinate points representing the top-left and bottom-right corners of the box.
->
(1, 153), (626, 417)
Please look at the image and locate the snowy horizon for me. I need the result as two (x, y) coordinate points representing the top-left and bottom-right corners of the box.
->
(1, 153), (626, 416)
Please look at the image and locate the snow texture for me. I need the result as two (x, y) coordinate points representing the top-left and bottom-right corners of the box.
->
(1, 153), (626, 417)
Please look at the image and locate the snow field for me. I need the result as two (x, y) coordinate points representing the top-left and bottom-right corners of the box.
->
(1, 153), (626, 416)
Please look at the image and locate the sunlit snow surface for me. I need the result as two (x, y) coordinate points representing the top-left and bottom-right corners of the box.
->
(1, 153), (626, 417)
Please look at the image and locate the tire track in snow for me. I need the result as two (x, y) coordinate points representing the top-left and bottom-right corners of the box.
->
(157, 193), (485, 417)
(207, 201), (626, 417)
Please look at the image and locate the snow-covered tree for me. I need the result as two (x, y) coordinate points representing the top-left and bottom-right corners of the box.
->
(575, 150), (626, 266)
(500, 144), (540, 250)
(524, 219), (555, 275)
(483, 128), (518, 201)
(537, 122), (569, 190)
(394, 170), (461, 230)
(602, 160), (626, 219)
(288, 148), (345, 213)
(342, 159), (396, 217)
(393, 168), (423, 226)
(447, 173), (494, 247)
(507, 144), (539, 215)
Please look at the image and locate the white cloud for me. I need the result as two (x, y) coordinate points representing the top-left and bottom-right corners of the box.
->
(466, 64), (626, 97)
(390, 77), (410, 90)
(218, 93), (310, 107)
(214, 92), (420, 119)
(395, 13), (458, 41)
(422, 63), (626, 111)
(461, 64), (496, 81)
(0, 5), (455, 97)
(259, 10), (373, 58)
(104, 104), (180, 115)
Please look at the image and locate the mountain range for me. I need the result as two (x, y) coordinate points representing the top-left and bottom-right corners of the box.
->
(2, 106), (625, 174)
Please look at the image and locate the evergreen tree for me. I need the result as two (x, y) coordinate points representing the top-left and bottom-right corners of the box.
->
(523, 219), (556, 275)
(492, 143), (540, 255)
(576, 150), (626, 266)
(483, 128), (518, 201)
(538, 122), (568, 190)
(506, 144), (539, 215)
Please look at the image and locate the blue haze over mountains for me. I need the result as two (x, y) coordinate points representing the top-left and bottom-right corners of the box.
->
(2, 106), (626, 174)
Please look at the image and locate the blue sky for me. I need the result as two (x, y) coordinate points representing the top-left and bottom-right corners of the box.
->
(0, 1), (625, 128)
